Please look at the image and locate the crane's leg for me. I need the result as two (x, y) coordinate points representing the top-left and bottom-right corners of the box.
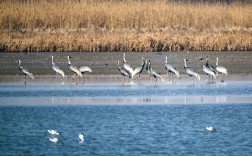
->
(166, 71), (169, 83)
(78, 75), (81, 84)
(221, 73), (224, 82)
(137, 76), (140, 85)
(72, 74), (76, 84)
(55, 73), (57, 82)
(151, 77), (153, 86)
(123, 76), (125, 85)
(84, 75), (86, 84)
(190, 76), (194, 85)
(171, 73), (173, 84)
(25, 75), (27, 85)
(57, 73), (61, 83)
(58, 73), (61, 83)
(169, 72), (171, 84)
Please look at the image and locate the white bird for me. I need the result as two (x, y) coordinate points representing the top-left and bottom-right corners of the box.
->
(216, 57), (227, 82)
(122, 54), (145, 80)
(184, 59), (200, 84)
(49, 137), (60, 143)
(67, 56), (82, 82)
(164, 56), (180, 83)
(132, 56), (146, 78)
(18, 60), (34, 84)
(52, 56), (65, 80)
(48, 129), (60, 135)
(79, 65), (92, 83)
(117, 60), (130, 85)
(206, 56), (218, 74)
(205, 56), (218, 82)
(206, 126), (216, 132)
(146, 60), (164, 84)
(200, 58), (216, 83)
(122, 53), (134, 77)
(79, 133), (85, 141)
(79, 66), (92, 73)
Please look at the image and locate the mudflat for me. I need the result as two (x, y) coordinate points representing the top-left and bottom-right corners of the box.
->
(0, 51), (251, 83)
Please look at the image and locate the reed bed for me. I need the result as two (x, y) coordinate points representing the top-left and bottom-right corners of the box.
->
(0, 0), (251, 51)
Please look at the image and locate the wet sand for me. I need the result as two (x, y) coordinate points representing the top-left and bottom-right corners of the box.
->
(0, 51), (252, 83)
(0, 74), (252, 84)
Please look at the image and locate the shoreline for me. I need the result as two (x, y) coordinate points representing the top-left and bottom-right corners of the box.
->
(1, 74), (252, 84)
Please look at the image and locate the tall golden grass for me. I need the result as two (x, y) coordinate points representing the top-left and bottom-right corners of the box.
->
(0, 0), (251, 51)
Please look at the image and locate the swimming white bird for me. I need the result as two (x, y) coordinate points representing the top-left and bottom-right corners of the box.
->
(18, 60), (34, 84)
(48, 129), (60, 135)
(146, 60), (164, 84)
(52, 56), (65, 79)
(206, 126), (216, 132)
(216, 57), (227, 82)
(49, 137), (60, 143)
(67, 56), (82, 82)
(79, 133), (85, 141)
(164, 56), (180, 83)
(200, 58), (216, 83)
(184, 59), (200, 84)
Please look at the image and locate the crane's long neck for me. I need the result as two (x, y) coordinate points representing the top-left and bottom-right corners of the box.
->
(18, 60), (22, 69)
(165, 56), (167, 64)
(206, 57), (209, 66)
(184, 59), (187, 68)
(145, 60), (148, 71)
(141, 57), (145, 65)
(67, 56), (71, 65)
(123, 53), (127, 63)
(148, 60), (151, 70)
(216, 57), (219, 66)
(52, 56), (54, 65)
(199, 59), (204, 67)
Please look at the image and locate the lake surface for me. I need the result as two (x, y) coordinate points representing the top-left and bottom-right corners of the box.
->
(0, 81), (252, 155)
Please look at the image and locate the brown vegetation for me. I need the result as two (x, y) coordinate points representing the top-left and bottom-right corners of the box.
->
(0, 0), (251, 52)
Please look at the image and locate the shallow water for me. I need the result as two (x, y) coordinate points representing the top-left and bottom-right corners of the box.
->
(0, 82), (252, 155)
(0, 81), (252, 105)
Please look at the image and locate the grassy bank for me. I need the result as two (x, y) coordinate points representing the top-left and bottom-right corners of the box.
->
(0, 0), (251, 52)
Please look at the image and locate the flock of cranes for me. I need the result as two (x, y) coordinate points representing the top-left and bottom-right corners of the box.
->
(117, 53), (227, 85)
(18, 53), (227, 85)
(18, 56), (93, 84)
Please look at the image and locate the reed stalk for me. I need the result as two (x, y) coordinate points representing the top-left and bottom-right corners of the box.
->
(0, 0), (251, 51)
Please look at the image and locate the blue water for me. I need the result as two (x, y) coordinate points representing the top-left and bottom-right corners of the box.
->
(0, 82), (252, 155)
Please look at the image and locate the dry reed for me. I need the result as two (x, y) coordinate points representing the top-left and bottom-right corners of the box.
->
(0, 0), (251, 51)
